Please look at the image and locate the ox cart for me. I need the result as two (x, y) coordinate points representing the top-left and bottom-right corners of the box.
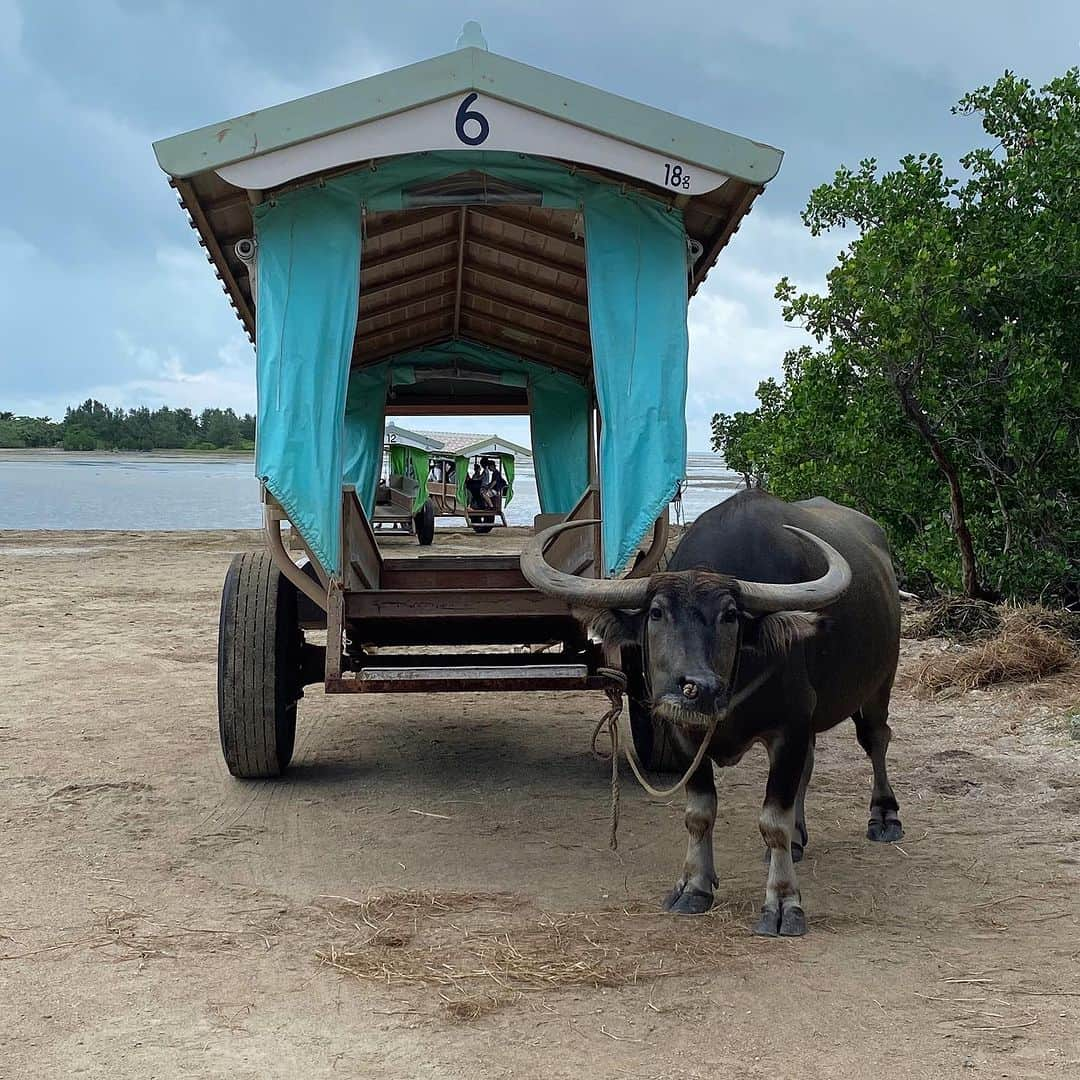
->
(372, 425), (440, 545)
(152, 24), (782, 777)
(380, 421), (529, 537)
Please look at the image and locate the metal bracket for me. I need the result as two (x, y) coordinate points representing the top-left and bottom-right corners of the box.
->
(234, 237), (258, 305)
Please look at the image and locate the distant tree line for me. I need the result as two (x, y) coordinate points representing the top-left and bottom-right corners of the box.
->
(0, 400), (256, 452)
(713, 68), (1079, 605)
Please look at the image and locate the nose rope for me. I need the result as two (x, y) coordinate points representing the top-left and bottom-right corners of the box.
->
(592, 664), (776, 850)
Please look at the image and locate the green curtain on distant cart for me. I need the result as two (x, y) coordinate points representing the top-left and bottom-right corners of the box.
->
(499, 454), (515, 505)
(455, 456), (469, 507)
(388, 444), (429, 512)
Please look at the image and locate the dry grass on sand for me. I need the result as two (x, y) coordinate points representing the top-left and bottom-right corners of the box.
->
(911, 605), (1079, 694)
(904, 595), (1080, 646)
(315, 889), (748, 1022)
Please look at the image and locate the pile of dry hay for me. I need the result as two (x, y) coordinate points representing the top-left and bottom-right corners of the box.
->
(315, 888), (745, 1021)
(903, 596), (1002, 642)
(904, 595), (1080, 646)
(912, 606), (1078, 694)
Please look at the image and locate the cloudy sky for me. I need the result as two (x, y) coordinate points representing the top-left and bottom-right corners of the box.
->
(1, 1), (1075, 448)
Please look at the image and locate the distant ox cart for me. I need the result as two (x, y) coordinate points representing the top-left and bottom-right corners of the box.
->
(374, 422), (529, 542)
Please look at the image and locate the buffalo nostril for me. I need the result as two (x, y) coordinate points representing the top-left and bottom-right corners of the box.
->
(681, 682), (699, 700)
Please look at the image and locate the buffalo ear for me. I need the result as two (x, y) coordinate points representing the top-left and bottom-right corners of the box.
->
(574, 606), (644, 651)
(744, 611), (830, 656)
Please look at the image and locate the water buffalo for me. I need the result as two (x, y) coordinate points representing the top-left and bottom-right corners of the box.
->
(521, 489), (903, 937)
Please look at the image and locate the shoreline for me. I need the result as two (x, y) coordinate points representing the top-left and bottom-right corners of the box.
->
(0, 446), (256, 459)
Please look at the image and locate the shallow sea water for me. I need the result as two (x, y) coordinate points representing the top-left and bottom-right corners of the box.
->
(0, 450), (741, 531)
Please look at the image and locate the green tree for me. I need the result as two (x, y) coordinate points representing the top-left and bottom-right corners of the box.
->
(199, 407), (241, 448)
(714, 68), (1080, 603)
(0, 414), (61, 448)
(711, 408), (765, 488)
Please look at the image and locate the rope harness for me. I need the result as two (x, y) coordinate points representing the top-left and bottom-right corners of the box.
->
(592, 660), (776, 850)
(592, 665), (720, 850)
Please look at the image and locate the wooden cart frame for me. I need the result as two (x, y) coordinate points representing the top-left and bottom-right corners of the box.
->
(155, 27), (781, 776)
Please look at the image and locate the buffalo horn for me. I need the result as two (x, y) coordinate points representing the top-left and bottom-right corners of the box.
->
(735, 526), (852, 613)
(521, 521), (850, 614)
(519, 520), (650, 609)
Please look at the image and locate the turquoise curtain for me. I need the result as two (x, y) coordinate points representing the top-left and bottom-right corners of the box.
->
(254, 186), (361, 577)
(253, 152), (687, 578)
(342, 362), (389, 517)
(584, 191), (689, 575)
(529, 368), (590, 514)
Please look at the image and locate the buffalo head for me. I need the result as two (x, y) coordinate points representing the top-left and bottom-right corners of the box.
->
(520, 521), (852, 730)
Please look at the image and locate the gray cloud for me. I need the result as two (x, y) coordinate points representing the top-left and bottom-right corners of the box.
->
(1, 0), (1075, 449)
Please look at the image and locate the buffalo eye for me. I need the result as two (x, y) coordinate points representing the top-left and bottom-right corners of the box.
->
(649, 605), (663, 622)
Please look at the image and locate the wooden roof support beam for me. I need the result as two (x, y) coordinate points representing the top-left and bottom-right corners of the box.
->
(452, 208), (468, 338)
(201, 190), (255, 215)
(464, 263), (587, 312)
(174, 179), (255, 338)
(469, 208), (586, 250)
(466, 282), (591, 334)
(690, 185), (760, 296)
(364, 207), (453, 240)
(459, 326), (589, 379)
(358, 317), (588, 382)
(358, 260), (459, 307)
(465, 236), (585, 281)
(389, 401), (531, 416)
(357, 291), (456, 333)
(362, 232), (460, 274)
(358, 327), (452, 365)
(460, 307), (591, 356)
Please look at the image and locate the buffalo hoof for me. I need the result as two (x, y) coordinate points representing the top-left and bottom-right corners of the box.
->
(754, 897), (806, 937)
(663, 883), (714, 915)
(779, 903), (807, 937)
(867, 814), (904, 843)
(753, 903), (781, 937)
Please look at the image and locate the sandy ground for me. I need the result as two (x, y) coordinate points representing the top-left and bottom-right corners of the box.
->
(1, 529), (1079, 1080)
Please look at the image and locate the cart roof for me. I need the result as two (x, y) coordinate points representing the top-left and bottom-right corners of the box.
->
(154, 31), (783, 411)
(384, 422), (531, 459)
(383, 422), (443, 451)
(153, 42), (780, 190)
(424, 431), (532, 460)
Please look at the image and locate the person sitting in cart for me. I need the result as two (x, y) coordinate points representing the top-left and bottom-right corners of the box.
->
(465, 461), (490, 509)
(487, 460), (508, 499)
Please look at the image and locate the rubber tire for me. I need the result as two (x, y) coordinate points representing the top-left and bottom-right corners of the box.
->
(470, 514), (495, 534)
(414, 499), (436, 546)
(217, 551), (301, 778)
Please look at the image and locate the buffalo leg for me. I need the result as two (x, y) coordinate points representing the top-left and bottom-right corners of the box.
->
(792, 733), (815, 862)
(854, 684), (903, 843)
(755, 731), (809, 937)
(765, 732), (813, 865)
(663, 761), (717, 915)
